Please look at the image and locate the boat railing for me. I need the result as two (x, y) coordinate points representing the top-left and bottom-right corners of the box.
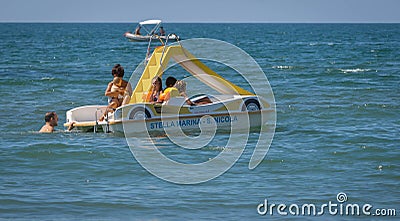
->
(145, 34), (165, 65)
(159, 33), (183, 71)
(94, 107), (110, 133)
(144, 36), (154, 65)
(144, 33), (184, 76)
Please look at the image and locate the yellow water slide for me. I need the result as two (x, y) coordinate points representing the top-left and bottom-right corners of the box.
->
(129, 45), (254, 104)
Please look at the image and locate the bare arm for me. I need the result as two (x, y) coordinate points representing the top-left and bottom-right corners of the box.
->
(104, 82), (121, 97)
(125, 82), (133, 96)
(120, 82), (133, 106)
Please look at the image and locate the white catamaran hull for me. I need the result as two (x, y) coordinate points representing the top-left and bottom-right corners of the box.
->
(99, 109), (273, 136)
(65, 95), (274, 135)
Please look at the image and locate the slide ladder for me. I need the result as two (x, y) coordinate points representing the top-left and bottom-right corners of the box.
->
(129, 45), (253, 104)
(129, 46), (166, 104)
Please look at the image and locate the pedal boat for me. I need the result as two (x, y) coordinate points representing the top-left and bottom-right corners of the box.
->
(64, 44), (274, 135)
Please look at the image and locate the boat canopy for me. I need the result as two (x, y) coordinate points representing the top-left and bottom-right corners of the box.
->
(137, 19), (162, 35)
(139, 19), (162, 26)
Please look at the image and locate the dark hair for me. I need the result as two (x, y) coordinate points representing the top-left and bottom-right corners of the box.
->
(165, 76), (177, 87)
(112, 64), (124, 77)
(45, 112), (56, 122)
(153, 76), (163, 92)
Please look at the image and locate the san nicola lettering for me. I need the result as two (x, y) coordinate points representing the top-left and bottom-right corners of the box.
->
(149, 115), (238, 130)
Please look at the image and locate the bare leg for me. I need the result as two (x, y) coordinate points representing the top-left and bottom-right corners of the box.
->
(99, 100), (119, 121)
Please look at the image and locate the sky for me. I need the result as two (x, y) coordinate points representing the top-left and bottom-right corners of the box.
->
(0, 0), (399, 23)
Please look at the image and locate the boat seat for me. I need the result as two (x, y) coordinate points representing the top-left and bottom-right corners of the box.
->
(66, 105), (107, 122)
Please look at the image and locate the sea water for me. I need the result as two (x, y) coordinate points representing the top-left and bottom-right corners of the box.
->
(0, 23), (399, 220)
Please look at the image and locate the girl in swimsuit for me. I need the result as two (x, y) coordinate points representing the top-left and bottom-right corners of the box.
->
(147, 76), (163, 103)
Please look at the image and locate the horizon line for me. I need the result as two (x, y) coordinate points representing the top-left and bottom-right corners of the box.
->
(1, 20), (400, 24)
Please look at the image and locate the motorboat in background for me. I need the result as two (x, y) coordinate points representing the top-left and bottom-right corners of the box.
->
(124, 19), (180, 42)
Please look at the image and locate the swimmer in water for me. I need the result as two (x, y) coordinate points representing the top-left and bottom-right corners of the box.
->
(39, 111), (74, 133)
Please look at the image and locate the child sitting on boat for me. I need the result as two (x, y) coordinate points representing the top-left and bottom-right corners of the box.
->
(110, 77), (128, 106)
(174, 80), (195, 106)
(157, 76), (179, 103)
(146, 76), (163, 103)
(173, 80), (212, 106)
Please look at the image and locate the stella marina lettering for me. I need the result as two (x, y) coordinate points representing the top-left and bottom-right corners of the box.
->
(149, 116), (238, 130)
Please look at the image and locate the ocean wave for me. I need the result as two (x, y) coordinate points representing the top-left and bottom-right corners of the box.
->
(272, 65), (293, 69)
(309, 42), (336, 46)
(339, 68), (371, 73)
(41, 77), (55, 81)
